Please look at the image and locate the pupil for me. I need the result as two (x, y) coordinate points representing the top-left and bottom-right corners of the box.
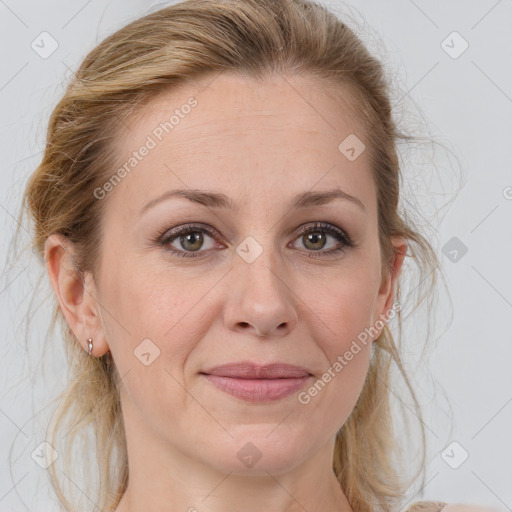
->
(182, 232), (203, 251)
(305, 232), (325, 250)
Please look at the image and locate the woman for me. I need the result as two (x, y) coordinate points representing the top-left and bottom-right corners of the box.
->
(19, 0), (493, 510)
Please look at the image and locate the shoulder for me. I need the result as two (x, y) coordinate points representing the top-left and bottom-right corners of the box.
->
(405, 501), (500, 512)
(442, 505), (501, 512)
(404, 501), (447, 512)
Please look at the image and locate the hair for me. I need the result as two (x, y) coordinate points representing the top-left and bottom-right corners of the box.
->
(15, 0), (449, 510)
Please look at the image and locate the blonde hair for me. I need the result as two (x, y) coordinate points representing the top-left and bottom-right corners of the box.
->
(16, 0), (447, 510)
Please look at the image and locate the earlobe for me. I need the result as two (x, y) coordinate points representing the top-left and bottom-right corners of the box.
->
(44, 233), (109, 357)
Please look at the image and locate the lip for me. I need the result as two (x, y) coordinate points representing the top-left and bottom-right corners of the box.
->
(201, 362), (311, 379)
(200, 362), (313, 402)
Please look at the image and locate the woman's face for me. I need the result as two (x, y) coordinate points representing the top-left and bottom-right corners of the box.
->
(86, 72), (404, 475)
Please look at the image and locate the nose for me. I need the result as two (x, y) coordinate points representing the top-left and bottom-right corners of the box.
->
(223, 247), (298, 338)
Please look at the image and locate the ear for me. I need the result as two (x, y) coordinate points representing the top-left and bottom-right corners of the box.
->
(371, 235), (407, 339)
(44, 233), (110, 357)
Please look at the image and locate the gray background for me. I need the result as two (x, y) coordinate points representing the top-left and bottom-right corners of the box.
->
(1, 0), (511, 510)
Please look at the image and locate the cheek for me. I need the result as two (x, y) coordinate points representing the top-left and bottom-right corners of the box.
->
(97, 259), (207, 424)
(305, 269), (379, 357)
(98, 256), (221, 371)
(296, 271), (378, 422)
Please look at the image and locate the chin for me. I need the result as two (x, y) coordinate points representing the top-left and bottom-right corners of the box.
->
(201, 430), (310, 476)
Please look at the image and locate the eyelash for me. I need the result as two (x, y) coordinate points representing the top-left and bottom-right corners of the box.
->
(154, 221), (354, 260)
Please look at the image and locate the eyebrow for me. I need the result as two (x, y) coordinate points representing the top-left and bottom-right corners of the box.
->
(138, 187), (366, 216)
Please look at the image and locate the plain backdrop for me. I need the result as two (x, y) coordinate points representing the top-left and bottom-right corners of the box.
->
(0, 1), (511, 511)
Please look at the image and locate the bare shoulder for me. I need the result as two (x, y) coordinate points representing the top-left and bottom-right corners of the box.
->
(404, 501), (448, 512)
(405, 502), (500, 512)
(442, 505), (502, 512)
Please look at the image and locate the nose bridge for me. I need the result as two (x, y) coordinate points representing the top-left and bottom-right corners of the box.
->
(241, 238), (282, 294)
(225, 234), (298, 337)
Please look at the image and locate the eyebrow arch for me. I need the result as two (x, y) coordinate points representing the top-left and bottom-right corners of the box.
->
(293, 189), (366, 213)
(138, 187), (366, 216)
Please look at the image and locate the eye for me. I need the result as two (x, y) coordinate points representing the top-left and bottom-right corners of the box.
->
(157, 223), (222, 258)
(155, 221), (354, 259)
(290, 222), (354, 259)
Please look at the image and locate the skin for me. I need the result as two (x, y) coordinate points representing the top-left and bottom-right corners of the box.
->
(45, 72), (407, 512)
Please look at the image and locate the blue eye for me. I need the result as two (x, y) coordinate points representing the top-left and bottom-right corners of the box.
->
(156, 221), (354, 259)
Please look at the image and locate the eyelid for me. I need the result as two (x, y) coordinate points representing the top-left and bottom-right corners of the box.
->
(159, 222), (220, 242)
(293, 221), (352, 243)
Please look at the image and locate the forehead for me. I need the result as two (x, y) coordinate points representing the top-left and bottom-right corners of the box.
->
(128, 71), (365, 139)
(106, 72), (375, 217)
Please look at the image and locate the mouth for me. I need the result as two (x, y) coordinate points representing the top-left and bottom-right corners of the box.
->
(199, 362), (313, 402)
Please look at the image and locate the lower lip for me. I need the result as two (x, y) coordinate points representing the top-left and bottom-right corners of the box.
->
(202, 374), (312, 402)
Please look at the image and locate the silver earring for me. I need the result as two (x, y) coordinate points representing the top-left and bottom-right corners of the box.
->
(87, 338), (93, 356)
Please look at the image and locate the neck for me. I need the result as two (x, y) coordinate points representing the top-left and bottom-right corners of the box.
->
(111, 402), (354, 512)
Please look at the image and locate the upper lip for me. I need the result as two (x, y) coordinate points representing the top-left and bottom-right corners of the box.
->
(200, 362), (311, 379)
